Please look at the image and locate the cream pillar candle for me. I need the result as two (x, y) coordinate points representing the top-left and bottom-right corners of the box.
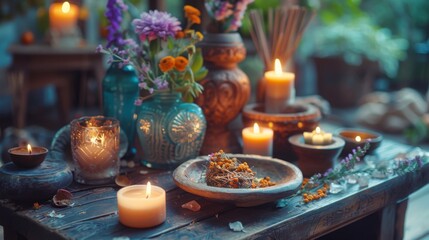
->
(242, 123), (274, 156)
(117, 183), (166, 228)
(49, 1), (79, 31)
(264, 59), (295, 113)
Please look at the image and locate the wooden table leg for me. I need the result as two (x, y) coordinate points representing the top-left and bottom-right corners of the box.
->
(378, 199), (408, 240)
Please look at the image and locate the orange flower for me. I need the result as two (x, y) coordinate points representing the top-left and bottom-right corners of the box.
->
(184, 5), (201, 25)
(187, 14), (201, 24)
(196, 31), (204, 41)
(175, 31), (185, 39)
(184, 5), (201, 17)
(174, 56), (188, 72)
(159, 56), (175, 72)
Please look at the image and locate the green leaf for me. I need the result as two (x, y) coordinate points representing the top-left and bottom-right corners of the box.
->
(194, 67), (208, 81)
(190, 48), (204, 72)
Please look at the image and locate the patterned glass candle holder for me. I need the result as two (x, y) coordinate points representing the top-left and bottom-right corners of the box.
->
(71, 116), (120, 185)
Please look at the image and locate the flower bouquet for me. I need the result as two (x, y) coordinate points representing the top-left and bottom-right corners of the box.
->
(98, 4), (207, 102)
(205, 0), (254, 33)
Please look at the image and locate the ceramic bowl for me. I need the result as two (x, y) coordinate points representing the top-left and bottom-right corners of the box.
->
(336, 128), (383, 156)
(289, 135), (345, 177)
(173, 154), (302, 207)
(8, 146), (48, 168)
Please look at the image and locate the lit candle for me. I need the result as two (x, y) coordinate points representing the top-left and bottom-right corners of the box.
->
(71, 116), (120, 184)
(8, 144), (48, 168)
(49, 1), (79, 31)
(117, 183), (166, 228)
(355, 136), (362, 142)
(303, 127), (333, 145)
(242, 123), (274, 156)
(264, 59), (295, 113)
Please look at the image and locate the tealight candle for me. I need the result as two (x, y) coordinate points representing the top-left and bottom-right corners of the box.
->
(303, 127), (332, 145)
(117, 183), (166, 228)
(264, 59), (295, 113)
(336, 128), (383, 156)
(49, 1), (79, 31)
(8, 144), (48, 168)
(242, 123), (274, 156)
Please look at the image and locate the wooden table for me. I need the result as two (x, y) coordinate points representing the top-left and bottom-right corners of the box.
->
(0, 137), (428, 240)
(7, 45), (104, 128)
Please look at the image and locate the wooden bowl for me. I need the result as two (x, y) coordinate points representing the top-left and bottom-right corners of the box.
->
(173, 154), (303, 207)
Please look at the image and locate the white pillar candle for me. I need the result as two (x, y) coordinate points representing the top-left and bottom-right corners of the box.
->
(242, 123), (274, 156)
(117, 183), (166, 228)
(264, 59), (295, 113)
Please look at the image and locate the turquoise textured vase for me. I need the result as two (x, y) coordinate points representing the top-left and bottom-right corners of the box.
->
(102, 63), (139, 158)
(137, 92), (206, 169)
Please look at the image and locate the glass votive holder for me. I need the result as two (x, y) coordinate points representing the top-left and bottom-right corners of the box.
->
(70, 116), (120, 185)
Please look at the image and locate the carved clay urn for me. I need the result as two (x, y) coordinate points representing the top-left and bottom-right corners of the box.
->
(196, 33), (251, 154)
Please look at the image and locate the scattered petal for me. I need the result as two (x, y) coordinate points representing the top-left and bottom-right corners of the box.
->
(181, 200), (201, 212)
(115, 175), (131, 187)
(52, 189), (73, 207)
(112, 237), (130, 240)
(33, 202), (41, 210)
(47, 210), (65, 218)
(229, 221), (245, 232)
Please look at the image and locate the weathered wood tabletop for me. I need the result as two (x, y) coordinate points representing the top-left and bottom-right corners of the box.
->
(0, 137), (428, 240)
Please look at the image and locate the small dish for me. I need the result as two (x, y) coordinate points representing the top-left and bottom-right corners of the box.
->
(335, 128), (383, 156)
(173, 154), (302, 207)
(8, 146), (48, 168)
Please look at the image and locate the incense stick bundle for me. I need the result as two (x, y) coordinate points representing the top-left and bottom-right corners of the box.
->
(249, 6), (315, 71)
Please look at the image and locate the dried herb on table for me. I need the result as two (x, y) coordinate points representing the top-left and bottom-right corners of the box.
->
(277, 142), (427, 208)
(206, 150), (275, 188)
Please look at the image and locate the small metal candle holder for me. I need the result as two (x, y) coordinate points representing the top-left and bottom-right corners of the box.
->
(289, 135), (345, 177)
(8, 146), (48, 168)
(336, 128), (383, 156)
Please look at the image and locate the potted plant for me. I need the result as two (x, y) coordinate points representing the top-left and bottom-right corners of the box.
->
(298, 0), (408, 108)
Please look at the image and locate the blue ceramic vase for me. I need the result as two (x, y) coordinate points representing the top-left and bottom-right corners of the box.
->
(102, 63), (139, 158)
(137, 92), (206, 169)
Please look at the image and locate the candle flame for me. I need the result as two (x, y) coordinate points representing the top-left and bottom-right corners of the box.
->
(253, 123), (260, 134)
(146, 182), (151, 199)
(274, 59), (283, 74)
(355, 136), (362, 142)
(315, 127), (321, 134)
(62, 1), (71, 13)
(27, 144), (32, 154)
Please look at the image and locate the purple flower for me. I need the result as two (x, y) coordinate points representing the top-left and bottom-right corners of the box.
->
(323, 168), (333, 177)
(105, 0), (127, 48)
(138, 82), (148, 89)
(95, 44), (103, 53)
(154, 77), (169, 90)
(132, 10), (181, 41)
(134, 98), (142, 106)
